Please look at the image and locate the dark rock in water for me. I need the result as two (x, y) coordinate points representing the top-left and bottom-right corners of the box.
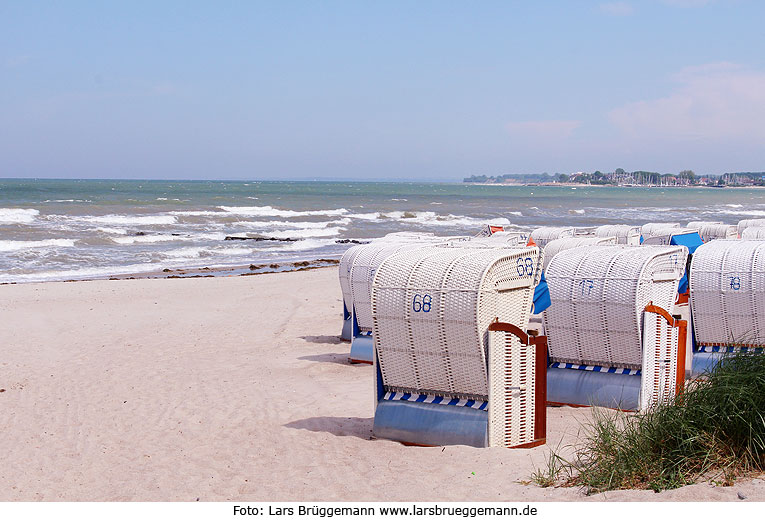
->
(162, 268), (171, 272)
(249, 264), (265, 270)
(224, 235), (297, 242)
(269, 263), (279, 269)
(171, 233), (181, 236)
(335, 239), (370, 244)
(292, 261), (311, 267)
(135, 231), (146, 236)
(316, 258), (340, 264)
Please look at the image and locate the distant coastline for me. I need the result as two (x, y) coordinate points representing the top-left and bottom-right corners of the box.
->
(464, 171), (765, 188)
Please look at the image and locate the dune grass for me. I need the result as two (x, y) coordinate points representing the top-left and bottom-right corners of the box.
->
(535, 352), (765, 493)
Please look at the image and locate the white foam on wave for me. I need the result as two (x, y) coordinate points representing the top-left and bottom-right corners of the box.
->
(346, 212), (383, 220)
(79, 214), (177, 225)
(718, 209), (765, 217)
(572, 209), (585, 214)
(231, 218), (349, 230)
(384, 211), (513, 228)
(111, 235), (181, 244)
(218, 206), (348, 218)
(0, 262), (168, 284)
(726, 204), (743, 208)
(0, 238), (77, 252)
(96, 227), (128, 235)
(509, 211), (523, 216)
(261, 238), (337, 252)
(268, 226), (343, 238)
(0, 208), (40, 224)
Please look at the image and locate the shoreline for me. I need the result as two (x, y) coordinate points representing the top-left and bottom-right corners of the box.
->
(0, 257), (341, 286)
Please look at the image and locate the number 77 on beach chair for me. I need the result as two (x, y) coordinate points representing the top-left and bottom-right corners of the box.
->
(370, 245), (548, 448)
(544, 245), (689, 411)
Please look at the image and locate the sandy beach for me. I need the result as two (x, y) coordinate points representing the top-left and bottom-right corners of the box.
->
(0, 267), (763, 502)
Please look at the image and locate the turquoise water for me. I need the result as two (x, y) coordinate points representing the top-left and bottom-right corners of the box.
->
(1, 179), (764, 283)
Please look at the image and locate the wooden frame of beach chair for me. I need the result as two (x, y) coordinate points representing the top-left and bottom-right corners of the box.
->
(544, 245), (688, 411)
(689, 240), (765, 376)
(594, 225), (641, 246)
(370, 245), (545, 448)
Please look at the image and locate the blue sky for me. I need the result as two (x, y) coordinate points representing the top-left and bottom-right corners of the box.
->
(2, 1), (764, 181)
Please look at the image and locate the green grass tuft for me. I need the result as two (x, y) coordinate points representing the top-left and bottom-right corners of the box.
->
(534, 352), (765, 493)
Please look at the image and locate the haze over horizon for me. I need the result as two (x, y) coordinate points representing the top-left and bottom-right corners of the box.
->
(2, 1), (765, 182)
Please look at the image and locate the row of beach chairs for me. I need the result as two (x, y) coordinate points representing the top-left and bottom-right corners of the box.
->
(336, 218), (765, 448)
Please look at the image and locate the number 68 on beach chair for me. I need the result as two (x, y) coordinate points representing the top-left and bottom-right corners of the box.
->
(370, 246), (547, 448)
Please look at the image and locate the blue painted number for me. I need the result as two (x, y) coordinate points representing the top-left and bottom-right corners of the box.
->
(516, 257), (535, 277)
(730, 276), (741, 290)
(579, 279), (594, 296)
(412, 294), (432, 312)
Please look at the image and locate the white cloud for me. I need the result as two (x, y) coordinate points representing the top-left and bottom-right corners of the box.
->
(599, 2), (635, 16)
(505, 120), (581, 139)
(609, 63), (765, 142)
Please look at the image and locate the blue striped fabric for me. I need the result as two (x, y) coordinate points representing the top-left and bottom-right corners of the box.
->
(383, 391), (488, 411)
(549, 361), (641, 376)
(695, 345), (765, 354)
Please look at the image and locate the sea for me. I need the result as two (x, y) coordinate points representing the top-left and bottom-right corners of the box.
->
(1, 178), (764, 284)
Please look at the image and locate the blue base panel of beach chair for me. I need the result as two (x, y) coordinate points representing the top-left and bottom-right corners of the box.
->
(547, 367), (641, 411)
(691, 351), (723, 376)
(373, 399), (488, 448)
(349, 334), (374, 364)
(340, 316), (352, 341)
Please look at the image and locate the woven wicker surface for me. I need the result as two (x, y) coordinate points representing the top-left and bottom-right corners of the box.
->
(640, 308), (680, 410)
(641, 227), (696, 245)
(742, 227), (765, 240)
(372, 245), (540, 400)
(530, 226), (576, 248)
(542, 236), (617, 271)
(544, 245), (687, 369)
(738, 219), (765, 236)
(641, 222), (682, 238)
(594, 225), (641, 246)
(690, 240), (765, 347)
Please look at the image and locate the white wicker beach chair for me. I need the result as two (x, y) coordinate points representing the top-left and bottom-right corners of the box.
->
(696, 223), (737, 242)
(594, 225), (641, 246)
(737, 219), (765, 237)
(687, 221), (722, 230)
(641, 222), (682, 239)
(371, 245), (546, 448)
(339, 244), (366, 340)
(641, 227), (697, 246)
(742, 227), (765, 240)
(689, 240), (765, 375)
(530, 227), (576, 248)
(544, 245), (689, 411)
(542, 236), (617, 271)
(467, 230), (530, 246)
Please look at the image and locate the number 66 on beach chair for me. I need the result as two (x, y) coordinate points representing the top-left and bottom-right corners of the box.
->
(544, 246), (689, 411)
(370, 246), (547, 448)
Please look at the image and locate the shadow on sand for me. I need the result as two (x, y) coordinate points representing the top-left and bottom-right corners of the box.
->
(300, 335), (344, 345)
(297, 352), (362, 365)
(284, 416), (375, 440)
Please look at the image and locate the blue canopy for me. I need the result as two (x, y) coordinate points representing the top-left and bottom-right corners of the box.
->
(670, 232), (704, 254)
(532, 272), (551, 314)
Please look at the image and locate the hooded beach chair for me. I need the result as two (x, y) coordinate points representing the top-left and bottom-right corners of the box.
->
(737, 219), (765, 237)
(594, 225), (641, 246)
(693, 223), (737, 242)
(542, 236), (617, 271)
(371, 245), (547, 448)
(689, 240), (765, 375)
(529, 227), (576, 248)
(641, 222), (682, 241)
(544, 245), (689, 411)
(742, 227), (765, 240)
